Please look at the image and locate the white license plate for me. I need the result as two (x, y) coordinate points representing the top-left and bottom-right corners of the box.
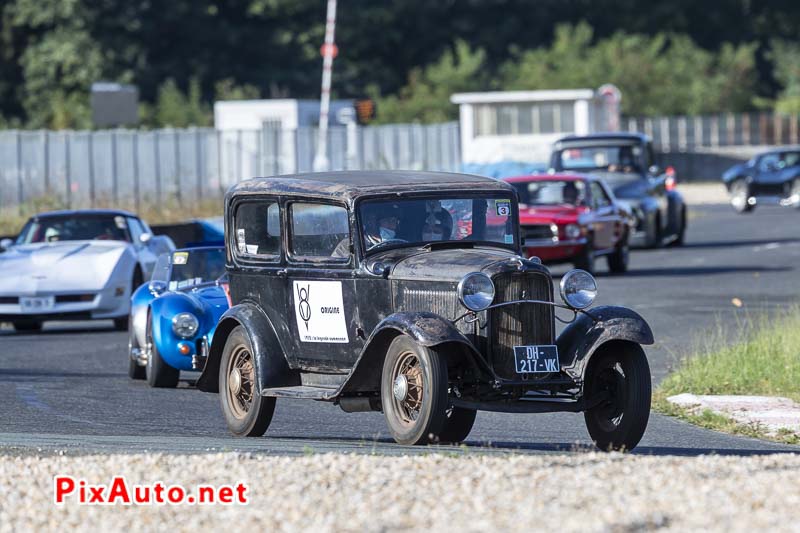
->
(513, 345), (560, 374)
(20, 296), (55, 312)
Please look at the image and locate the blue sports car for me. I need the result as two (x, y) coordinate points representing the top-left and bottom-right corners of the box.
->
(127, 246), (229, 387)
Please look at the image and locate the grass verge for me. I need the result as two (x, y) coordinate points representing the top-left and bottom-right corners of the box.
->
(0, 195), (223, 236)
(654, 307), (800, 444)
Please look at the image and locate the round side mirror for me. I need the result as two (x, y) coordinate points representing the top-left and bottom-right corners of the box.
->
(139, 233), (153, 244)
(148, 280), (168, 294)
(0, 238), (13, 251)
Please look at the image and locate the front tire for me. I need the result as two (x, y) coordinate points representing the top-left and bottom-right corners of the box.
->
(673, 206), (687, 246)
(381, 336), (449, 445)
(219, 326), (275, 437)
(730, 179), (754, 213)
(145, 314), (179, 388)
(583, 342), (651, 452)
(12, 320), (42, 332)
(438, 407), (477, 444)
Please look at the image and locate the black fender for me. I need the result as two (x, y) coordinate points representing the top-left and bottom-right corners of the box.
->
(341, 311), (487, 394)
(196, 302), (299, 393)
(557, 305), (654, 382)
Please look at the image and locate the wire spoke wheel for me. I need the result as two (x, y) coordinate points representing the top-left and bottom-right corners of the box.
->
(390, 351), (425, 426)
(226, 345), (255, 420)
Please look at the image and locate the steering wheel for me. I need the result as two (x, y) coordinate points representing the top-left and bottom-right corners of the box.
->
(370, 238), (409, 251)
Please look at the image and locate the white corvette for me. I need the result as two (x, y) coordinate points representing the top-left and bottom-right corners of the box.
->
(0, 209), (174, 332)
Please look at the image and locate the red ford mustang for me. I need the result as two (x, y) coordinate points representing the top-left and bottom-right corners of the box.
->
(503, 173), (633, 274)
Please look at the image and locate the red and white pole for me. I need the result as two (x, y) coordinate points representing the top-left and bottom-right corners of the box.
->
(313, 0), (338, 172)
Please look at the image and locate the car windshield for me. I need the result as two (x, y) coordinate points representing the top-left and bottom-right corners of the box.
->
(17, 215), (131, 244)
(558, 144), (644, 176)
(512, 180), (587, 207)
(359, 196), (516, 253)
(162, 248), (226, 290)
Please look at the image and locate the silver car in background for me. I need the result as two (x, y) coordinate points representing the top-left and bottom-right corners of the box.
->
(0, 209), (174, 332)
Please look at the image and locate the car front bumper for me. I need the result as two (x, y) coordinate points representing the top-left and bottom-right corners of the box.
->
(0, 286), (130, 322)
(523, 238), (587, 262)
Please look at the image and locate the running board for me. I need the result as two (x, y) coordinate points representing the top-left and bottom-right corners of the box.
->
(260, 385), (338, 400)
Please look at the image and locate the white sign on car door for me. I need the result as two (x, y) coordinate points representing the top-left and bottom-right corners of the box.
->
(292, 280), (349, 343)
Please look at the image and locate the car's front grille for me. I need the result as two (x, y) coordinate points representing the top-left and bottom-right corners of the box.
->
(398, 286), (459, 320)
(522, 224), (557, 242)
(489, 271), (555, 380)
(0, 296), (17, 305)
(55, 294), (95, 303)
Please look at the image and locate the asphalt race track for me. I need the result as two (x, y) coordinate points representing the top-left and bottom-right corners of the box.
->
(1, 204), (799, 456)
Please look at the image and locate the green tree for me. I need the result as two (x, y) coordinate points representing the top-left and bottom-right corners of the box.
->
(768, 39), (800, 114)
(501, 22), (757, 116)
(372, 40), (487, 124)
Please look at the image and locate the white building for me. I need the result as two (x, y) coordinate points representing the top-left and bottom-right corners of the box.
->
(213, 99), (354, 177)
(451, 88), (620, 168)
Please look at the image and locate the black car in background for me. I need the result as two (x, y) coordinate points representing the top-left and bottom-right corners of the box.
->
(550, 133), (687, 248)
(722, 148), (800, 213)
(197, 170), (655, 451)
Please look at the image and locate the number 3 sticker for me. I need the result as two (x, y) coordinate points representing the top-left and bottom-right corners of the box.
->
(496, 201), (511, 216)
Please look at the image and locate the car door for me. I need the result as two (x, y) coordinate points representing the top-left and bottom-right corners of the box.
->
(754, 153), (782, 186)
(127, 217), (157, 277)
(588, 181), (616, 250)
(284, 200), (361, 372)
(228, 197), (290, 365)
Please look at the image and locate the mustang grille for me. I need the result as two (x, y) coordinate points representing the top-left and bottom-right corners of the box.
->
(522, 224), (557, 242)
(489, 271), (555, 380)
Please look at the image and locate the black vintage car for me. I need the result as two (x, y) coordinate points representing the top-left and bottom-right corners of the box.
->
(722, 148), (800, 213)
(197, 171), (654, 451)
(550, 133), (687, 248)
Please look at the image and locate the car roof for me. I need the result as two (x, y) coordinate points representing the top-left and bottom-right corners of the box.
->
(32, 208), (136, 219)
(554, 132), (651, 147)
(227, 170), (513, 203)
(503, 173), (595, 183)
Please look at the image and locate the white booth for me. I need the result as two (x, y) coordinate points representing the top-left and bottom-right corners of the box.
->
(451, 88), (620, 170)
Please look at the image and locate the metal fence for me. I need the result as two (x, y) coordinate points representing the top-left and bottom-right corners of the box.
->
(624, 112), (800, 152)
(0, 122), (460, 210)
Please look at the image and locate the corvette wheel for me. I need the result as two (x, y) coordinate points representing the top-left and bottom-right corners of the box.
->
(573, 240), (596, 274)
(219, 326), (275, 437)
(12, 320), (42, 332)
(145, 314), (179, 388)
(731, 179), (754, 213)
(584, 342), (651, 452)
(791, 179), (800, 209)
(381, 335), (449, 445)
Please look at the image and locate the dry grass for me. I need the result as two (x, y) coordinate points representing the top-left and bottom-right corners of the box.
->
(0, 195), (223, 236)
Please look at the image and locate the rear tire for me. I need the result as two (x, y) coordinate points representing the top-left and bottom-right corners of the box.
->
(607, 240), (629, 274)
(791, 179), (800, 209)
(645, 214), (662, 248)
(113, 317), (128, 331)
(730, 179), (754, 213)
(573, 239), (596, 274)
(219, 326), (275, 437)
(12, 320), (42, 332)
(438, 407), (477, 444)
(583, 342), (651, 452)
(381, 336), (449, 445)
(145, 314), (179, 388)
(673, 206), (687, 246)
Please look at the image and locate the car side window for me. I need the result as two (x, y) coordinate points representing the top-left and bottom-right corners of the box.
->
(234, 201), (281, 259)
(290, 203), (350, 262)
(759, 154), (780, 172)
(590, 182), (611, 209)
(127, 217), (146, 246)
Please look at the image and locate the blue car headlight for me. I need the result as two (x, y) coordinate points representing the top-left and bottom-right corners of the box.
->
(172, 313), (199, 338)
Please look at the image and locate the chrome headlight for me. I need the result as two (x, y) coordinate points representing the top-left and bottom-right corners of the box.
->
(457, 272), (495, 312)
(172, 312), (199, 338)
(559, 269), (597, 309)
(564, 223), (582, 239)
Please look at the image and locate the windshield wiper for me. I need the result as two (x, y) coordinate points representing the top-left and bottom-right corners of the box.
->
(422, 241), (476, 251)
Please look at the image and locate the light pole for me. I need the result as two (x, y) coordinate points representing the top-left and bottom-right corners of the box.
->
(313, 0), (338, 172)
